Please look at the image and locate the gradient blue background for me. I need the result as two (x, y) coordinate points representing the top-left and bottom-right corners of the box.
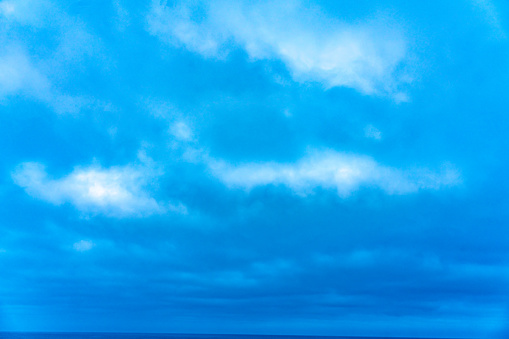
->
(1, 0), (509, 338)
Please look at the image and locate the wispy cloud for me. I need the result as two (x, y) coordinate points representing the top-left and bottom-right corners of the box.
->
(0, 46), (51, 100)
(147, 0), (411, 97)
(113, 0), (130, 32)
(364, 125), (382, 141)
(0, 45), (91, 113)
(160, 121), (460, 197)
(0, 0), (101, 113)
(143, 97), (196, 144)
(11, 159), (176, 217)
(207, 150), (460, 197)
(471, 0), (506, 39)
(0, 0), (54, 27)
(170, 121), (194, 142)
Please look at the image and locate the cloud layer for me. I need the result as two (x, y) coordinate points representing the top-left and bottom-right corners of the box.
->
(147, 0), (411, 97)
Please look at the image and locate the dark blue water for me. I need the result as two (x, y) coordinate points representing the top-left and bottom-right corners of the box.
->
(0, 334), (429, 339)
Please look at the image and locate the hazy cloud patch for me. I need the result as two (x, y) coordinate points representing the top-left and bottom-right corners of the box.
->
(0, 0), (103, 113)
(364, 125), (382, 141)
(208, 150), (460, 197)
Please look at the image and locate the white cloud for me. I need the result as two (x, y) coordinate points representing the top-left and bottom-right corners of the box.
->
(73, 240), (95, 252)
(0, 0), (54, 27)
(147, 0), (411, 97)
(147, 0), (226, 58)
(12, 161), (171, 217)
(207, 150), (460, 197)
(170, 121), (194, 141)
(364, 125), (382, 140)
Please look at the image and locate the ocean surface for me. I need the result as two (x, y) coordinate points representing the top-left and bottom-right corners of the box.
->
(0, 334), (428, 339)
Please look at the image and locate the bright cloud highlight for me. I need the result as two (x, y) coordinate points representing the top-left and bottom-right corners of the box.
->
(147, 0), (411, 97)
(209, 150), (460, 197)
(12, 162), (166, 217)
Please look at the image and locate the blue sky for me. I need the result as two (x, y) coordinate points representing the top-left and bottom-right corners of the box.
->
(1, 0), (509, 337)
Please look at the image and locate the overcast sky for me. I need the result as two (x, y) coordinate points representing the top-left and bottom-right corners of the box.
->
(1, 0), (509, 337)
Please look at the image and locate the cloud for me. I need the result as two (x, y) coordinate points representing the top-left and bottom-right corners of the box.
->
(143, 98), (196, 144)
(364, 125), (382, 140)
(73, 240), (95, 252)
(0, 0), (101, 113)
(0, 0), (54, 27)
(0, 45), (89, 113)
(207, 150), (460, 197)
(113, 0), (130, 32)
(11, 161), (170, 217)
(147, 0), (411, 97)
(0, 46), (51, 100)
